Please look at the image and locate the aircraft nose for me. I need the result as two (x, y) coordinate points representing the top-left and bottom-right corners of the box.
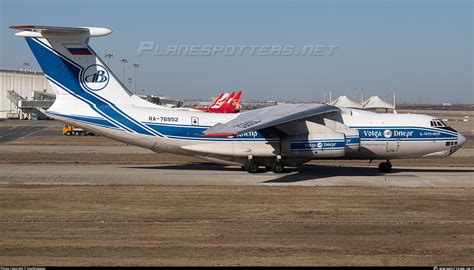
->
(458, 133), (466, 147)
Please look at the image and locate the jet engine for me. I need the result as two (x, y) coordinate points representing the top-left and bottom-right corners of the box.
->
(281, 132), (346, 158)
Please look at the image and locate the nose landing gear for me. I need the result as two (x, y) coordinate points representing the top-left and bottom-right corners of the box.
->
(378, 160), (392, 173)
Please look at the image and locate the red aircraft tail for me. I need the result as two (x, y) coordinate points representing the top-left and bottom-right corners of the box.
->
(208, 90), (242, 113)
(223, 90), (242, 113)
(194, 90), (243, 113)
(210, 92), (225, 107)
(208, 91), (234, 112)
(193, 92), (226, 112)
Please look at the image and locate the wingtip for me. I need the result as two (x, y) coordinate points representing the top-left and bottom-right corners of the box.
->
(9, 25), (34, 29)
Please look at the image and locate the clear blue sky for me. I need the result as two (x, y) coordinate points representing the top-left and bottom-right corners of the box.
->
(1, 0), (472, 103)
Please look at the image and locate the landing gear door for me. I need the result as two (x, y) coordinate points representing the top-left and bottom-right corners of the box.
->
(386, 139), (399, 152)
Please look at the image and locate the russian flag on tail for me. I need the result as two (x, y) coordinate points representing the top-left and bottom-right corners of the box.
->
(65, 44), (92, 55)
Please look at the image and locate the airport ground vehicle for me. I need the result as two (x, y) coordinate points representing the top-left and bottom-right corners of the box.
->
(10, 25), (466, 174)
(62, 124), (93, 136)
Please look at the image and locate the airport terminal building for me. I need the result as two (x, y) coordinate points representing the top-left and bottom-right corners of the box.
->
(0, 68), (182, 119)
(0, 68), (55, 119)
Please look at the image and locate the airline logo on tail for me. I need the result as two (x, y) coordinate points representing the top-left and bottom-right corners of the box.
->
(195, 90), (243, 113)
(210, 92), (234, 109)
(80, 64), (109, 91)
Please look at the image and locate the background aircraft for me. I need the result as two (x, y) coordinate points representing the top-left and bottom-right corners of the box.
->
(194, 90), (242, 113)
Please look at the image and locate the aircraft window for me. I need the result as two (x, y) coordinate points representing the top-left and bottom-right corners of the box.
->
(446, 142), (450, 146)
(191, 116), (199, 126)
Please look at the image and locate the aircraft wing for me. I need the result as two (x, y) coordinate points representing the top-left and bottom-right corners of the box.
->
(204, 103), (339, 136)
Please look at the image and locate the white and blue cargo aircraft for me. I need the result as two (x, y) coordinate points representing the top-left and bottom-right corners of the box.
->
(10, 25), (466, 173)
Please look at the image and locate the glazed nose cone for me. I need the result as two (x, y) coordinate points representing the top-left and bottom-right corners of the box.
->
(458, 133), (466, 147)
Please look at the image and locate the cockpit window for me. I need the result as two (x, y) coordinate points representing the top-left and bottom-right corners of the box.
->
(430, 118), (457, 132)
(431, 119), (447, 127)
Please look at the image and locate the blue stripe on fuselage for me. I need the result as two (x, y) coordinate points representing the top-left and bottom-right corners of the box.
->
(346, 136), (360, 145)
(290, 140), (346, 151)
(48, 113), (277, 141)
(355, 127), (457, 141)
(47, 112), (120, 130)
(145, 122), (272, 140)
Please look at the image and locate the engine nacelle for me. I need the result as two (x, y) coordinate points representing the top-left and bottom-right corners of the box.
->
(281, 132), (346, 158)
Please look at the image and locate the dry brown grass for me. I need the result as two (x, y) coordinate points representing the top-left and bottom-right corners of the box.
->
(0, 185), (472, 266)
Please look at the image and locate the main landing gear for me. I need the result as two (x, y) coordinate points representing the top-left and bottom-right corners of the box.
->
(244, 156), (285, 174)
(378, 160), (392, 173)
(244, 160), (259, 173)
(269, 161), (284, 173)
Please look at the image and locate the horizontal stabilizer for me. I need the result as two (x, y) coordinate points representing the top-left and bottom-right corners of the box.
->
(10, 25), (112, 37)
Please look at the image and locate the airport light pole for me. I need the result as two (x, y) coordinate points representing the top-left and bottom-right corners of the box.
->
(361, 88), (365, 104)
(22, 62), (30, 71)
(120, 59), (128, 84)
(104, 52), (114, 67)
(132, 63), (139, 94)
(128, 77), (132, 91)
(393, 88), (396, 109)
(22, 62), (30, 92)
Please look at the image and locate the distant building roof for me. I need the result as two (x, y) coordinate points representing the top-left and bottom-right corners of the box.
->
(0, 68), (44, 76)
(330, 96), (363, 109)
(363, 96), (395, 109)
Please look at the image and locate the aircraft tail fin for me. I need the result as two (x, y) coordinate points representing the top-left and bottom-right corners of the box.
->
(206, 90), (242, 113)
(10, 25), (167, 137)
(10, 25), (136, 106)
(210, 91), (234, 110)
(220, 90), (242, 113)
(231, 90), (243, 112)
(209, 92), (225, 107)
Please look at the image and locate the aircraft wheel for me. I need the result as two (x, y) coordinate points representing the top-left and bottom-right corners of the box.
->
(245, 161), (259, 173)
(378, 161), (392, 173)
(270, 162), (284, 173)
